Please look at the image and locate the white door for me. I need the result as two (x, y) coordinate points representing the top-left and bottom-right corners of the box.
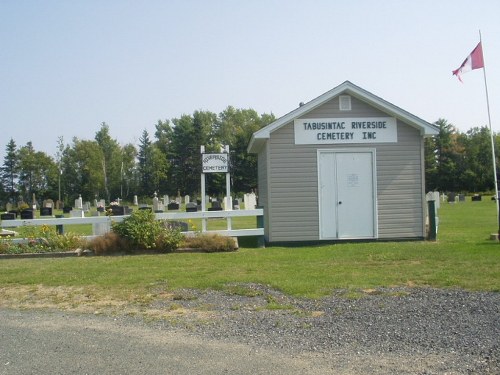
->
(319, 150), (376, 239)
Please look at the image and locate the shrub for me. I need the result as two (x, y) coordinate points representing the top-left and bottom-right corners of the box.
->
(112, 209), (162, 249)
(111, 209), (183, 252)
(156, 227), (184, 253)
(182, 233), (236, 252)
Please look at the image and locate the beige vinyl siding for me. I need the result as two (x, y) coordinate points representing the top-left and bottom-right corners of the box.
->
(268, 124), (319, 242)
(376, 123), (424, 238)
(257, 143), (270, 241)
(265, 96), (425, 242)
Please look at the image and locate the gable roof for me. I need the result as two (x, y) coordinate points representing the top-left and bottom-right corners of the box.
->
(248, 80), (439, 153)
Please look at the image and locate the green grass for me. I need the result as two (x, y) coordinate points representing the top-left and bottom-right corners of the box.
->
(1, 198), (499, 298)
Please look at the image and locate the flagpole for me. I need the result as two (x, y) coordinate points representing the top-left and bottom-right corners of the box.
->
(479, 31), (500, 239)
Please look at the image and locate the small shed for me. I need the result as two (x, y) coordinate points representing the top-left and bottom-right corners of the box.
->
(247, 81), (439, 244)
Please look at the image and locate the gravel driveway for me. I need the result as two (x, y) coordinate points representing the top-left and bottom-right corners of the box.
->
(1, 286), (499, 374)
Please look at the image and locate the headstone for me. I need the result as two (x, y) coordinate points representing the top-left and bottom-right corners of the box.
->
(244, 193), (257, 209)
(152, 193), (160, 212)
(167, 221), (189, 232)
(20, 210), (34, 220)
(185, 202), (197, 212)
(43, 199), (54, 208)
(184, 195), (190, 204)
(70, 209), (84, 218)
(447, 192), (456, 203)
(459, 194), (466, 202)
(109, 205), (125, 216)
(133, 195), (139, 206)
(233, 199), (240, 210)
(63, 206), (72, 214)
(471, 194), (482, 202)
(208, 200), (222, 211)
(83, 202), (91, 212)
(167, 202), (180, 210)
(75, 194), (83, 209)
(98, 199), (106, 209)
(6, 203), (13, 212)
(97, 206), (105, 213)
(163, 195), (169, 206)
(8, 210), (18, 218)
(175, 196), (181, 204)
(1, 213), (15, 220)
(40, 207), (53, 216)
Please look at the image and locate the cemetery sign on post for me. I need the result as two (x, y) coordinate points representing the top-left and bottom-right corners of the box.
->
(202, 153), (229, 173)
(200, 145), (231, 232)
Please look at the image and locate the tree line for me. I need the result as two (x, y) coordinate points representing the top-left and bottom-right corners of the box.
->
(1, 114), (498, 208)
(425, 119), (499, 193)
(0, 107), (275, 207)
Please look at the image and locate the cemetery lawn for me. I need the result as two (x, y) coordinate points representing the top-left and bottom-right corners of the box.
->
(0, 198), (499, 309)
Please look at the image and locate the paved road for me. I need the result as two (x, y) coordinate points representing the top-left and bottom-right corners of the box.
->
(0, 309), (334, 375)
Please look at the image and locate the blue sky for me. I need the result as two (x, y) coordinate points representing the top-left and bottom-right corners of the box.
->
(1, 0), (499, 160)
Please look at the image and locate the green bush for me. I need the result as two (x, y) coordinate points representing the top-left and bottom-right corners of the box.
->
(111, 210), (182, 252)
(112, 209), (162, 249)
(157, 224), (184, 253)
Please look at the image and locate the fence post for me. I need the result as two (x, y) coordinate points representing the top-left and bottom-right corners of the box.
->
(427, 200), (437, 241)
(55, 214), (64, 235)
(256, 206), (265, 247)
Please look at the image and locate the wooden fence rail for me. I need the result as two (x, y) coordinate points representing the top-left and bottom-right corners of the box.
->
(0, 209), (264, 239)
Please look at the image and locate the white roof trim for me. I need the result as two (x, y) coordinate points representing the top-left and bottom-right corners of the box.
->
(248, 81), (439, 153)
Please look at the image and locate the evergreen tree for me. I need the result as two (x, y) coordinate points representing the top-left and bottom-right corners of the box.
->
(1, 138), (19, 202)
(17, 141), (58, 201)
(137, 129), (155, 196)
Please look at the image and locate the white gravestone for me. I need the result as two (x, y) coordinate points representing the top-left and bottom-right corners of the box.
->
(152, 194), (159, 212)
(75, 195), (83, 209)
(70, 209), (84, 218)
(244, 193), (257, 210)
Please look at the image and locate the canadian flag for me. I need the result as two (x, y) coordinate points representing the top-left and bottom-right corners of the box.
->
(452, 42), (484, 82)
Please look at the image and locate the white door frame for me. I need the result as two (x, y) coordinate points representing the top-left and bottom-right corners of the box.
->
(317, 148), (378, 240)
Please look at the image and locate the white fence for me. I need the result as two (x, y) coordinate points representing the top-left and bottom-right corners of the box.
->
(0, 209), (264, 239)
